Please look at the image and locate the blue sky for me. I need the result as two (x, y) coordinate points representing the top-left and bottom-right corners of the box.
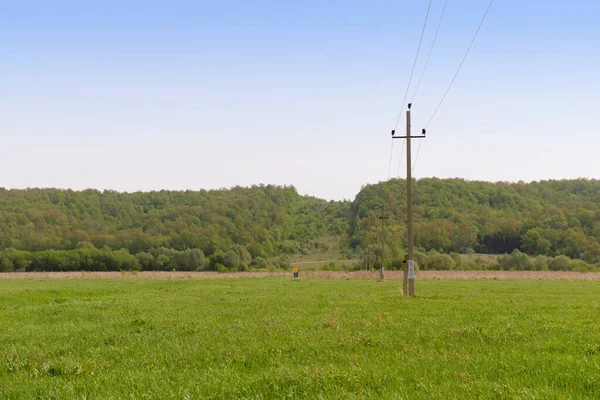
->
(1, 0), (599, 200)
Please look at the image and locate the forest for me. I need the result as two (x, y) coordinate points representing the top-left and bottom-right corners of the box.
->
(351, 178), (600, 266)
(1, 178), (599, 272)
(0, 185), (349, 272)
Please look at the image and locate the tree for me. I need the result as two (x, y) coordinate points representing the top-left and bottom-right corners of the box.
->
(521, 229), (551, 255)
(173, 249), (205, 271)
(232, 244), (252, 267)
(262, 240), (275, 256)
(423, 252), (455, 271)
(223, 250), (240, 269)
(0, 257), (14, 272)
(548, 255), (571, 271)
(136, 252), (154, 270)
(75, 241), (96, 249)
(561, 228), (588, 259)
(498, 250), (534, 271)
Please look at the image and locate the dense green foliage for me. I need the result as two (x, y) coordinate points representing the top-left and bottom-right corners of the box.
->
(2, 178), (600, 271)
(311, 250), (600, 273)
(2, 277), (599, 398)
(413, 249), (599, 272)
(351, 178), (600, 265)
(0, 185), (349, 272)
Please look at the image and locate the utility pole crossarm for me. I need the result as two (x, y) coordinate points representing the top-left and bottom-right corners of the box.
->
(391, 128), (426, 140)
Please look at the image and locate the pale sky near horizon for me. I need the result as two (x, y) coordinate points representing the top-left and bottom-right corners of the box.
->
(1, 0), (599, 201)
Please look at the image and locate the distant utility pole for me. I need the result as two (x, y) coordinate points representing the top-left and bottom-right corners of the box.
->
(364, 218), (370, 271)
(392, 103), (425, 296)
(378, 205), (389, 280)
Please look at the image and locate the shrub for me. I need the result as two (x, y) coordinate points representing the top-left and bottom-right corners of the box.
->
(423, 252), (455, 271)
(136, 252), (154, 271)
(251, 257), (268, 269)
(216, 263), (228, 273)
(450, 253), (464, 268)
(322, 262), (342, 271)
(569, 259), (595, 272)
(0, 257), (14, 272)
(548, 255), (571, 271)
(533, 255), (549, 271)
(498, 250), (534, 271)
(391, 258), (404, 271)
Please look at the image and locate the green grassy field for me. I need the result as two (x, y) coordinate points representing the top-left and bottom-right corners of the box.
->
(290, 258), (357, 270)
(287, 235), (358, 270)
(1, 277), (599, 399)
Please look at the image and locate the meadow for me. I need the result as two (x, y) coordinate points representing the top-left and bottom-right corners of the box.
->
(1, 276), (599, 399)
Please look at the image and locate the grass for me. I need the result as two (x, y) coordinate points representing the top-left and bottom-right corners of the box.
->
(288, 248), (356, 270)
(288, 235), (357, 269)
(289, 248), (347, 261)
(290, 259), (356, 270)
(1, 277), (600, 398)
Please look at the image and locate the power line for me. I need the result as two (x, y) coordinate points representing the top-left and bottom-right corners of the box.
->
(424, 0), (495, 129)
(407, 0), (450, 177)
(393, 0), (433, 132)
(412, 140), (422, 173)
(395, 140), (405, 177)
(413, 0), (493, 175)
(411, 0), (450, 103)
(387, 0), (433, 179)
(386, 140), (395, 179)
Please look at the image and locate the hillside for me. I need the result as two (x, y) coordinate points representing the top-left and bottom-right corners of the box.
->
(1, 178), (599, 272)
(0, 186), (349, 271)
(350, 178), (600, 264)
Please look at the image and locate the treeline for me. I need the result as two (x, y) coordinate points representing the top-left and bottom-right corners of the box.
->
(1, 179), (600, 272)
(313, 250), (600, 273)
(351, 178), (600, 265)
(0, 185), (349, 258)
(413, 249), (599, 272)
(0, 244), (289, 273)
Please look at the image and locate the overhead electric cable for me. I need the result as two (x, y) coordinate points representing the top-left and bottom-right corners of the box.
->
(424, 0), (494, 129)
(395, 141), (405, 177)
(412, 140), (422, 173)
(387, 0), (433, 179)
(393, 0), (433, 132)
(386, 141), (396, 179)
(410, 0), (450, 103)
(414, 0), (494, 175)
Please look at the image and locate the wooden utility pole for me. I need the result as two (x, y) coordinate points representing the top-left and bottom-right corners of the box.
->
(365, 216), (371, 271)
(405, 109), (413, 295)
(364, 238), (369, 271)
(391, 103), (425, 296)
(378, 205), (389, 280)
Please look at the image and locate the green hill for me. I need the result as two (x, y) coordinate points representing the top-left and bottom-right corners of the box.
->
(0, 185), (349, 272)
(350, 178), (600, 264)
(1, 178), (599, 272)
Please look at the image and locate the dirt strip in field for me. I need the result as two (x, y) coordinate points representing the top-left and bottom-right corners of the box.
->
(1, 270), (600, 280)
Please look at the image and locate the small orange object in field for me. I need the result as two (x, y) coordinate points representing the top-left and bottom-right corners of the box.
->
(292, 268), (299, 278)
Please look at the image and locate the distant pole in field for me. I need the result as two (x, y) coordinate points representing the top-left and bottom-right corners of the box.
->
(392, 103), (425, 296)
(365, 228), (370, 271)
(378, 205), (389, 280)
